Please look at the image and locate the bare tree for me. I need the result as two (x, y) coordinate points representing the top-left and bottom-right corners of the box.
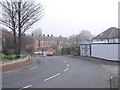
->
(21, 35), (35, 49)
(69, 30), (93, 44)
(0, 0), (44, 56)
(32, 28), (42, 36)
(21, 35), (35, 54)
(0, 0), (18, 53)
(77, 30), (93, 42)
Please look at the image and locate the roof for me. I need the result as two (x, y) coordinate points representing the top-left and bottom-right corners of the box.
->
(79, 41), (91, 45)
(92, 27), (119, 39)
(33, 36), (71, 43)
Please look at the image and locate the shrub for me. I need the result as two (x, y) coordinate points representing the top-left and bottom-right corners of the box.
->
(4, 55), (14, 60)
(3, 55), (26, 60)
(3, 50), (14, 55)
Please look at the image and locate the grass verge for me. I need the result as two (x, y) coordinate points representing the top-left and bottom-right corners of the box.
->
(0, 55), (27, 62)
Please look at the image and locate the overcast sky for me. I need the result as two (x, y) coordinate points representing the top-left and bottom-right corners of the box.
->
(0, 0), (119, 37)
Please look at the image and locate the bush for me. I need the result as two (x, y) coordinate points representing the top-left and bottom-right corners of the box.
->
(3, 55), (26, 60)
(4, 55), (15, 60)
(3, 50), (14, 55)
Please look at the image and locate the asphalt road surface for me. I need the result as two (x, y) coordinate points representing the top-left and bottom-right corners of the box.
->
(2, 56), (110, 88)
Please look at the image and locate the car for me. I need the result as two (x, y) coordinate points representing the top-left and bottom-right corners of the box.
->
(40, 53), (46, 57)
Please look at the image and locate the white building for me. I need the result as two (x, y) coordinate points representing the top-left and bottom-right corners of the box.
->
(92, 27), (119, 43)
(91, 27), (120, 61)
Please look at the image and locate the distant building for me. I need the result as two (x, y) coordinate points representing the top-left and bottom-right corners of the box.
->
(32, 34), (72, 54)
(0, 28), (12, 53)
(92, 27), (119, 43)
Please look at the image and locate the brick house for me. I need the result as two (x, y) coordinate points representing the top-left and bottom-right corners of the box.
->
(0, 28), (13, 52)
(33, 34), (72, 54)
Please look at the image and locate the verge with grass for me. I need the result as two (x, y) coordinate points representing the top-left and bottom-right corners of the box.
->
(0, 55), (27, 62)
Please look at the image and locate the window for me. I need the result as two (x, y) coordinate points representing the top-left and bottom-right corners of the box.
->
(114, 38), (119, 43)
(42, 41), (44, 43)
(108, 39), (114, 43)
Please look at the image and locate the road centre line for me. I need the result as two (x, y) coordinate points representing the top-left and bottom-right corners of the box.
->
(63, 67), (69, 72)
(18, 85), (32, 90)
(67, 63), (69, 67)
(64, 61), (69, 67)
(44, 73), (60, 81)
(44, 61), (70, 82)
(63, 61), (69, 72)
(64, 61), (66, 63)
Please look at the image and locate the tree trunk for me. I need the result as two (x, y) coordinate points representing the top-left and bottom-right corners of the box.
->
(13, 29), (17, 54)
(17, 1), (21, 57)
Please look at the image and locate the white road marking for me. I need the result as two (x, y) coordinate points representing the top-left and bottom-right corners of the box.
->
(44, 60), (70, 82)
(63, 67), (69, 72)
(64, 61), (66, 63)
(18, 85), (32, 90)
(67, 64), (69, 67)
(29, 66), (38, 70)
(63, 60), (70, 72)
(22, 85), (32, 88)
(44, 73), (60, 81)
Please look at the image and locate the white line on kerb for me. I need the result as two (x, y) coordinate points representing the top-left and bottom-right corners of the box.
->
(18, 85), (32, 90)
(29, 66), (38, 70)
(44, 73), (60, 81)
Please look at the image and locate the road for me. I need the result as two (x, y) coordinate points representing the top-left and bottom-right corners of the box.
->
(2, 56), (110, 88)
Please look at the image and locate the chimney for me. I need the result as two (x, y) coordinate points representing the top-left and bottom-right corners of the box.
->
(59, 35), (61, 37)
(51, 34), (53, 37)
(39, 34), (41, 37)
(43, 34), (45, 37)
(47, 34), (49, 37)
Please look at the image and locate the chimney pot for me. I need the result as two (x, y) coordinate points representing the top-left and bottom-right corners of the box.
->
(51, 34), (53, 37)
(43, 34), (45, 37)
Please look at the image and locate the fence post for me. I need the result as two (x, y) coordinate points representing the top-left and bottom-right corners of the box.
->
(110, 76), (113, 88)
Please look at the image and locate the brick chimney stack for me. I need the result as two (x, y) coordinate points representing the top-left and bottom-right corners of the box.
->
(43, 34), (45, 37)
(51, 34), (53, 37)
(47, 34), (49, 37)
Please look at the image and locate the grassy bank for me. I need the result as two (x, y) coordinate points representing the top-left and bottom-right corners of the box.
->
(0, 55), (27, 62)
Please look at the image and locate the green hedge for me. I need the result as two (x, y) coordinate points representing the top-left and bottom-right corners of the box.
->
(3, 55), (27, 60)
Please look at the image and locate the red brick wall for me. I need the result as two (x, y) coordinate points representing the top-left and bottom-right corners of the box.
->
(2, 57), (31, 71)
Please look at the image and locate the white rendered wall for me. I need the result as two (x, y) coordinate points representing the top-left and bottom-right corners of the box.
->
(91, 44), (119, 61)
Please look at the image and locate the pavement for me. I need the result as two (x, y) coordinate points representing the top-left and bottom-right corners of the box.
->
(69, 56), (119, 88)
(2, 56), (113, 88)
(69, 56), (119, 77)
(2, 56), (41, 77)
